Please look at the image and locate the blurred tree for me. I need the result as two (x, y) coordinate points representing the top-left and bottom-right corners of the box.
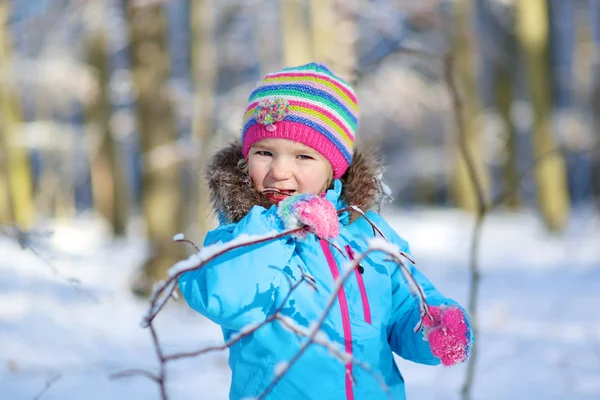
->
(189, 0), (217, 242)
(85, 6), (129, 237)
(516, 0), (570, 231)
(450, 0), (491, 213)
(255, 0), (282, 76)
(0, 121), (10, 224)
(309, 0), (357, 82)
(0, 2), (34, 228)
(126, 1), (186, 294)
(495, 69), (520, 210)
(474, 0), (520, 209)
(548, 0), (592, 208)
(309, 0), (334, 64)
(591, 0), (600, 207)
(281, 0), (313, 66)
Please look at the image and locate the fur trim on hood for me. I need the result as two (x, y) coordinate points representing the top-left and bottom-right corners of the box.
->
(205, 142), (384, 224)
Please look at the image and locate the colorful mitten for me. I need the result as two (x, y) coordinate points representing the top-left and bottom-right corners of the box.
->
(422, 305), (471, 366)
(277, 194), (339, 239)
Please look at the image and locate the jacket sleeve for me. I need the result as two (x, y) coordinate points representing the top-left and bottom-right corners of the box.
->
(366, 212), (471, 365)
(178, 205), (296, 331)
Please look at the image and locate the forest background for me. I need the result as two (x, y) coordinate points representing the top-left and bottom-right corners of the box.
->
(1, 1), (599, 399)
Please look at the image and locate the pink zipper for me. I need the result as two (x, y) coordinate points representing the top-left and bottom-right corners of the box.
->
(344, 245), (372, 324)
(320, 239), (354, 400)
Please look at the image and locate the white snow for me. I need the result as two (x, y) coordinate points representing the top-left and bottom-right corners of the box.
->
(2, 208), (600, 399)
(273, 361), (288, 377)
(167, 231), (279, 278)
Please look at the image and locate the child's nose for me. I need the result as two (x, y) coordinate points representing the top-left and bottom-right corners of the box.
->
(269, 158), (292, 180)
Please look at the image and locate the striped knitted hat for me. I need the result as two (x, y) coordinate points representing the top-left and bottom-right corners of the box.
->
(241, 63), (358, 178)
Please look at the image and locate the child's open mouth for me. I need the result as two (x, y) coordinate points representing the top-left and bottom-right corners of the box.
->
(262, 188), (295, 205)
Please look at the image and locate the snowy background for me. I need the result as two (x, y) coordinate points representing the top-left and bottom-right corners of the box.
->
(2, 207), (599, 400)
(2, 1), (600, 399)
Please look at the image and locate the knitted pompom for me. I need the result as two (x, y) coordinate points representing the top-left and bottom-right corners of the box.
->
(277, 194), (339, 239)
(254, 97), (289, 128)
(423, 305), (470, 366)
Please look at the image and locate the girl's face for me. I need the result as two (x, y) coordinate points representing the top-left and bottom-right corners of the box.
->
(247, 138), (332, 204)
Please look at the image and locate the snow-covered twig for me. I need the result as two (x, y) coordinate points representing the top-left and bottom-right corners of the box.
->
(122, 214), (431, 400)
(338, 205), (388, 241)
(172, 233), (200, 252)
(141, 226), (308, 327)
(367, 238), (432, 331)
(336, 207), (415, 264)
(256, 244), (423, 400)
(32, 373), (61, 400)
(163, 265), (310, 362)
(274, 315), (392, 398)
(0, 223), (97, 301)
(114, 227), (308, 399)
(110, 323), (168, 400)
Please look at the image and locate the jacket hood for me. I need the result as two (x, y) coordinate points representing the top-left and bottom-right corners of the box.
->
(205, 141), (384, 224)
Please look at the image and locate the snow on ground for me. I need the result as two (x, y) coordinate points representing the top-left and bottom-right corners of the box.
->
(1, 208), (599, 400)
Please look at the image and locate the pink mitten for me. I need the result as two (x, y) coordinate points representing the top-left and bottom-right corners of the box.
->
(277, 193), (339, 239)
(422, 305), (471, 366)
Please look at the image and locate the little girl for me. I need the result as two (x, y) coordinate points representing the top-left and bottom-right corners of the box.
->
(179, 63), (473, 400)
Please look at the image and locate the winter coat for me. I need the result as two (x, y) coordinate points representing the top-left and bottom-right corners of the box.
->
(179, 142), (467, 400)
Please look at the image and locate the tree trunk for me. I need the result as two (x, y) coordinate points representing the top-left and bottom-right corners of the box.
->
(450, 0), (490, 213)
(0, 127), (10, 223)
(495, 68), (520, 210)
(190, 0), (217, 243)
(309, 0), (334, 63)
(281, 0), (313, 66)
(126, 2), (185, 294)
(516, 0), (570, 231)
(591, 0), (600, 208)
(85, 22), (129, 237)
(309, 0), (357, 82)
(0, 3), (34, 229)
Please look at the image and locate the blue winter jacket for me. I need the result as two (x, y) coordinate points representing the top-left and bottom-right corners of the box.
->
(179, 144), (470, 400)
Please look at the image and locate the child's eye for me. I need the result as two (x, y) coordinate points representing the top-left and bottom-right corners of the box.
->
(256, 150), (272, 157)
(297, 154), (313, 160)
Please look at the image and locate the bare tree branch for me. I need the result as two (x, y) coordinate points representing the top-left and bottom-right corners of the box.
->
(32, 374), (61, 400)
(257, 240), (422, 400)
(110, 369), (161, 383)
(0, 223), (97, 301)
(141, 226), (308, 327)
(115, 211), (431, 400)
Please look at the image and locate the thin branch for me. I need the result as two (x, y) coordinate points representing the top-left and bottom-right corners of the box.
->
(443, 52), (486, 400)
(275, 315), (392, 399)
(338, 206), (388, 241)
(110, 369), (161, 383)
(122, 216), (431, 400)
(257, 246), (421, 399)
(0, 224), (97, 301)
(367, 238), (432, 330)
(32, 374), (61, 400)
(322, 236), (346, 257)
(443, 54), (487, 216)
(173, 235), (201, 252)
(148, 323), (168, 400)
(338, 206), (415, 264)
(461, 213), (484, 399)
(142, 226), (308, 326)
(163, 273), (307, 362)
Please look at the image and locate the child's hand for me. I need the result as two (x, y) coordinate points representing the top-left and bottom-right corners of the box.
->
(423, 305), (471, 366)
(277, 193), (339, 239)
